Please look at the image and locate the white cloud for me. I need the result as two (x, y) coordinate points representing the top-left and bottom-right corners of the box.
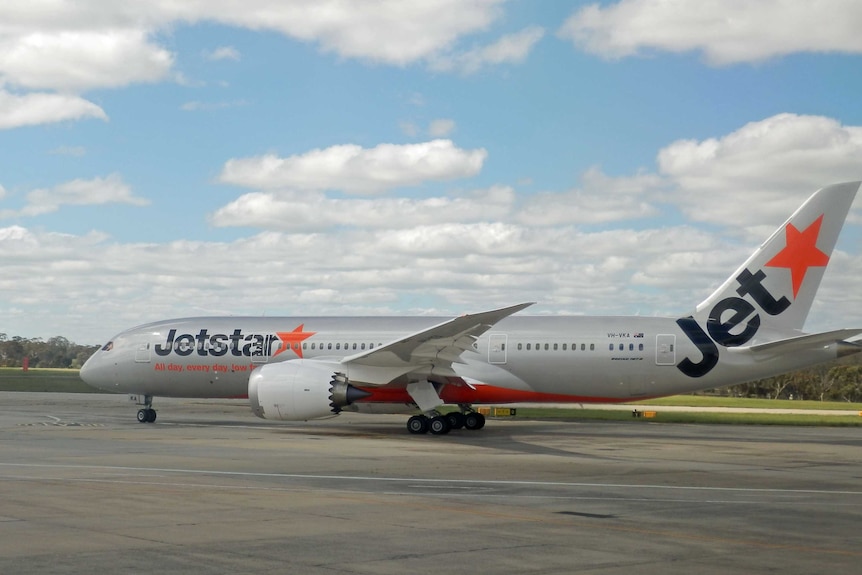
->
(2, 174), (149, 218)
(0, 219), (732, 343)
(0, 0), (515, 129)
(0, 29), (173, 91)
(211, 186), (514, 231)
(431, 26), (545, 74)
(11, 207), (857, 344)
(205, 45), (240, 61)
(0, 89), (106, 129)
(0, 1), (507, 92)
(218, 139), (488, 194)
(200, 0), (505, 66)
(517, 167), (664, 225)
(560, 0), (862, 64)
(399, 121), (420, 137)
(5, 111), (862, 342)
(181, 99), (248, 112)
(656, 114), (862, 231)
(429, 118), (456, 137)
(48, 146), (87, 157)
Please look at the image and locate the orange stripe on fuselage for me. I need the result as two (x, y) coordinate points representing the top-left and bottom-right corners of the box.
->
(355, 384), (633, 405)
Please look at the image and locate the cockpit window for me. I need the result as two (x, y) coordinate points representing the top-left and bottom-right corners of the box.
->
(101, 341), (114, 352)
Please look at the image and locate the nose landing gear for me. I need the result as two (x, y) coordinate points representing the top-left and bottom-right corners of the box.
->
(132, 394), (157, 423)
(136, 408), (157, 423)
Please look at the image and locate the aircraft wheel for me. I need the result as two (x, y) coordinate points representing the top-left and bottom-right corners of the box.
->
(429, 415), (451, 435)
(407, 415), (429, 434)
(137, 408), (157, 423)
(464, 412), (485, 430)
(446, 412), (465, 430)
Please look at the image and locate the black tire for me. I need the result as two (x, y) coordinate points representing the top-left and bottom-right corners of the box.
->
(137, 409), (148, 423)
(407, 415), (429, 434)
(446, 412), (465, 430)
(429, 415), (451, 435)
(147, 409), (157, 423)
(464, 412), (486, 430)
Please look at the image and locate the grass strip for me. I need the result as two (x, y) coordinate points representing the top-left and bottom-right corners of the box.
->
(630, 395), (862, 411)
(0, 368), (98, 393)
(511, 407), (862, 426)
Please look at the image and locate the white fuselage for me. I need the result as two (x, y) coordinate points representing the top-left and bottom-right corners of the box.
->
(80, 314), (838, 402)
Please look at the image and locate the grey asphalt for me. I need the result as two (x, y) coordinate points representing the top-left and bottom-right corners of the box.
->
(0, 392), (860, 574)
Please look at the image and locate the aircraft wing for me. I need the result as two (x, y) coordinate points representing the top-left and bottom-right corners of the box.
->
(741, 329), (862, 359)
(339, 302), (533, 384)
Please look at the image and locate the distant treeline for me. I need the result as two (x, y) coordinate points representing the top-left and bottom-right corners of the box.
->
(0, 332), (860, 401)
(0, 334), (99, 370)
(708, 354), (862, 403)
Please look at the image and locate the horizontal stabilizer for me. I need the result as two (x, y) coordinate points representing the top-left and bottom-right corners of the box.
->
(743, 329), (862, 359)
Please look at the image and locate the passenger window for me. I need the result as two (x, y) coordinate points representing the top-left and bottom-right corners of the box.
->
(336, 343), (341, 350)
(361, 343), (366, 350)
(518, 343), (523, 350)
(629, 343), (634, 351)
(353, 343), (357, 350)
(562, 344), (567, 351)
(544, 343), (549, 351)
(526, 343), (531, 350)
(501, 343), (506, 351)
(639, 343), (644, 351)
(581, 344), (586, 351)
(553, 343), (558, 351)
(535, 343), (540, 350)
(590, 344), (595, 351)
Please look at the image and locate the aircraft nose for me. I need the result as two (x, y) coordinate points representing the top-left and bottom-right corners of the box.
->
(79, 351), (111, 391)
(79, 353), (97, 386)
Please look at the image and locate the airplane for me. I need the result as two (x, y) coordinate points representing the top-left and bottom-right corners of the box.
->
(80, 182), (862, 434)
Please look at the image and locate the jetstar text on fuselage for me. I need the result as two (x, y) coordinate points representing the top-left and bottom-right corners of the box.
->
(155, 328), (295, 358)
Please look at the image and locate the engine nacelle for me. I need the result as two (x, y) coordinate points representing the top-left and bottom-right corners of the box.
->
(248, 360), (369, 421)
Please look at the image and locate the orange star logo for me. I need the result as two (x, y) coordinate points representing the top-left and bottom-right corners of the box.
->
(273, 324), (316, 358)
(765, 214), (829, 299)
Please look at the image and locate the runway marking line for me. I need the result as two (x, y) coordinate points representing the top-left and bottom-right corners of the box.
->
(0, 462), (859, 496)
(1, 462), (860, 558)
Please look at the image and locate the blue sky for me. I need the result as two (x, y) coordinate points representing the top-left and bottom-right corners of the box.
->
(1, 1), (862, 344)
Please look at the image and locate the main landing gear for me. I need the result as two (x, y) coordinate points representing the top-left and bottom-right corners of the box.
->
(404, 382), (486, 435)
(134, 394), (157, 423)
(406, 407), (485, 435)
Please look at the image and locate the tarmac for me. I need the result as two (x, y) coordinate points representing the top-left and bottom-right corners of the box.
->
(1, 392), (860, 575)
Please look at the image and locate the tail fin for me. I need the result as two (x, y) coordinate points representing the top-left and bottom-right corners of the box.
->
(693, 181), (859, 334)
